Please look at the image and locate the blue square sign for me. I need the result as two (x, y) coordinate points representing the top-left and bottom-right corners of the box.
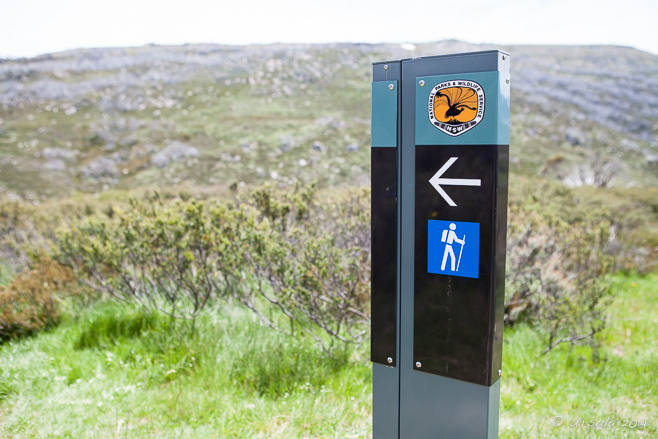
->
(428, 220), (480, 279)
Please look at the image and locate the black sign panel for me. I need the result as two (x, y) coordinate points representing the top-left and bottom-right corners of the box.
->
(371, 146), (398, 366)
(413, 144), (507, 386)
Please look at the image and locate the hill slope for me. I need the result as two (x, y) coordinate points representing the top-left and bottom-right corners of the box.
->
(0, 41), (657, 200)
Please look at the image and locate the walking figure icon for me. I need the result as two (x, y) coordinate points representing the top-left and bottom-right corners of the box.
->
(428, 220), (480, 279)
(440, 223), (465, 272)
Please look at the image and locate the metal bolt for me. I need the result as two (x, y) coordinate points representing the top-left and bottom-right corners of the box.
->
(415, 361), (422, 368)
(383, 64), (389, 70)
(502, 55), (506, 60)
(387, 357), (393, 364)
(498, 369), (502, 377)
(419, 80), (425, 87)
(506, 78), (510, 84)
(388, 83), (394, 90)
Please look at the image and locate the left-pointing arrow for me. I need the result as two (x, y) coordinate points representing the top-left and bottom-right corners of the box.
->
(428, 157), (481, 207)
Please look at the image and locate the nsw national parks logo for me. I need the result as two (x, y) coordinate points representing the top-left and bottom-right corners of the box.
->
(428, 80), (485, 136)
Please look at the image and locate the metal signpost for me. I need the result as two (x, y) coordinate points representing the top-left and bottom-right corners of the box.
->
(371, 51), (510, 438)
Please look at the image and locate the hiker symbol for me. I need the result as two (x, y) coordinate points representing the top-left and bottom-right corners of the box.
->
(427, 220), (480, 279)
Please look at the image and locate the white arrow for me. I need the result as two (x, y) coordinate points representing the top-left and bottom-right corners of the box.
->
(429, 157), (481, 207)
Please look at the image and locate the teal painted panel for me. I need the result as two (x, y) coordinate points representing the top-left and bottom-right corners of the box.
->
(415, 71), (509, 145)
(497, 69), (510, 145)
(371, 81), (398, 147)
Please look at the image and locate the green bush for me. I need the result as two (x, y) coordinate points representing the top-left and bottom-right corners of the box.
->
(58, 183), (622, 359)
(242, 184), (370, 351)
(57, 193), (245, 320)
(505, 206), (615, 359)
(53, 181), (633, 359)
(0, 195), (114, 274)
(57, 186), (371, 352)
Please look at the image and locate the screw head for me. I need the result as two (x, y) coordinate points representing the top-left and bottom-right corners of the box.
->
(383, 64), (389, 70)
(506, 78), (510, 84)
(502, 55), (506, 60)
(419, 80), (425, 87)
(387, 357), (393, 364)
(415, 361), (422, 368)
(388, 83), (394, 90)
(498, 369), (502, 377)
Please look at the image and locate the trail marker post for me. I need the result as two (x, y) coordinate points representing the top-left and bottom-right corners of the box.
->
(371, 51), (510, 438)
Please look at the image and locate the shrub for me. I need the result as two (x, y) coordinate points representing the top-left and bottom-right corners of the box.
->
(241, 184), (370, 352)
(0, 195), (105, 274)
(57, 186), (371, 353)
(0, 199), (54, 270)
(505, 207), (616, 359)
(57, 194), (244, 320)
(57, 182), (623, 358)
(0, 257), (77, 342)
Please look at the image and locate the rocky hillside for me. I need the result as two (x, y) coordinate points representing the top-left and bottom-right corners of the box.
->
(0, 40), (656, 200)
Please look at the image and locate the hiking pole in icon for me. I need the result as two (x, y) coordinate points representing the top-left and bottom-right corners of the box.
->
(456, 235), (466, 271)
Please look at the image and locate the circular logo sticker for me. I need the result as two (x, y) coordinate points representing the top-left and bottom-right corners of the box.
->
(428, 80), (485, 136)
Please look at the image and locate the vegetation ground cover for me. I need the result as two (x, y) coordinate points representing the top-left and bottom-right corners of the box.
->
(0, 273), (655, 438)
(500, 274), (657, 438)
(1, 41), (656, 438)
(2, 43), (657, 200)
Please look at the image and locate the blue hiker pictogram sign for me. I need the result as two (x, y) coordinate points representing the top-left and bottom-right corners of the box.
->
(428, 220), (480, 279)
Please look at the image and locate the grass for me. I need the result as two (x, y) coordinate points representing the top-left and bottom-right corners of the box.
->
(0, 273), (656, 438)
(500, 273), (658, 438)
(0, 301), (371, 438)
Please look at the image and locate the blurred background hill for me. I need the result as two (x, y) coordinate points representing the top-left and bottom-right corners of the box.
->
(1, 40), (656, 200)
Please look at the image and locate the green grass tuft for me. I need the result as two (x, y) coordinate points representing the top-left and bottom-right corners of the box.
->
(0, 273), (655, 438)
(74, 304), (168, 350)
(229, 330), (352, 398)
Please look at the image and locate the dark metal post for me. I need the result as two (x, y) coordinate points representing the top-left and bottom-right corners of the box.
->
(371, 51), (510, 438)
